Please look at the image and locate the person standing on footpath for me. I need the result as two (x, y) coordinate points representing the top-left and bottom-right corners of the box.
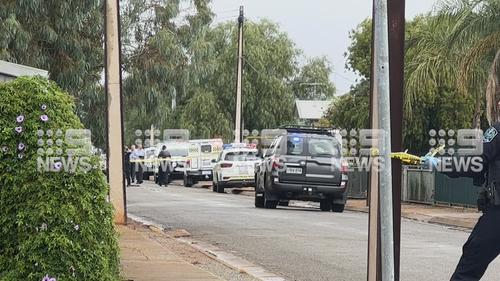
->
(135, 144), (146, 184)
(129, 145), (137, 183)
(124, 146), (132, 187)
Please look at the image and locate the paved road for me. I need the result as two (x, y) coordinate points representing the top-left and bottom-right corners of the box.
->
(126, 182), (500, 281)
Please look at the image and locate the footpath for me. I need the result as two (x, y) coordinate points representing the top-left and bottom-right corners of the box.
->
(343, 199), (481, 229)
(117, 222), (223, 281)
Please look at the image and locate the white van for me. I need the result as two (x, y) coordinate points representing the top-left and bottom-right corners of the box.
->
(183, 139), (223, 187)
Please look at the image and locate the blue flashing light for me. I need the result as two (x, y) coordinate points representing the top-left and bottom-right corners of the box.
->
(292, 136), (300, 143)
(222, 144), (232, 150)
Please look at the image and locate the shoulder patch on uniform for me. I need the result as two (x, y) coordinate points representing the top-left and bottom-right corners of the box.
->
(483, 127), (498, 143)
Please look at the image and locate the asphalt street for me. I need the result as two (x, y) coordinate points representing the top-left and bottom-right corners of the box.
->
(126, 181), (500, 281)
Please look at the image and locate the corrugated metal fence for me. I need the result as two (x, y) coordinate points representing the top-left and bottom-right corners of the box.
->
(347, 166), (480, 207)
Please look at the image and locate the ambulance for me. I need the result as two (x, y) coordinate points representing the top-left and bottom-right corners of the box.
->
(212, 143), (260, 193)
(183, 138), (223, 187)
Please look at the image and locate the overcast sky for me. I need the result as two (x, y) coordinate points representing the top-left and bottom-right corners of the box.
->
(208, 0), (440, 96)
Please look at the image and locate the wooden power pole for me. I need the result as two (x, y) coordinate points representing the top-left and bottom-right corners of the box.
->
(234, 6), (244, 143)
(104, 0), (126, 224)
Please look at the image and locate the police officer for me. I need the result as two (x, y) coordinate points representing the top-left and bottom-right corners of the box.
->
(157, 145), (171, 186)
(424, 123), (500, 280)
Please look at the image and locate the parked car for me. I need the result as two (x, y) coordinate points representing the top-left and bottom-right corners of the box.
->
(254, 125), (349, 212)
(212, 143), (261, 193)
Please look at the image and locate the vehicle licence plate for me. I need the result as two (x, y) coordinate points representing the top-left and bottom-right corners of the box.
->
(202, 170), (211, 175)
(286, 168), (302, 174)
(239, 166), (248, 174)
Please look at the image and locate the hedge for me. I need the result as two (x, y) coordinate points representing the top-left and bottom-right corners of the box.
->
(0, 76), (121, 280)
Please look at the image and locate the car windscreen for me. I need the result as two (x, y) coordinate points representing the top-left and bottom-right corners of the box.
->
(224, 151), (259, 161)
(307, 137), (341, 157)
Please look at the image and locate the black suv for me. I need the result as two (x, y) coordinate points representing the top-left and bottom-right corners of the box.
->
(254, 126), (348, 212)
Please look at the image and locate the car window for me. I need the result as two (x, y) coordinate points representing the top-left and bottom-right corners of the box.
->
(201, 145), (212, 153)
(308, 137), (340, 157)
(285, 135), (305, 155)
(224, 151), (259, 161)
(168, 148), (188, 157)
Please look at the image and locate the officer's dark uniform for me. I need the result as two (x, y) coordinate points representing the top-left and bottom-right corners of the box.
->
(124, 147), (132, 186)
(158, 147), (171, 186)
(437, 123), (500, 280)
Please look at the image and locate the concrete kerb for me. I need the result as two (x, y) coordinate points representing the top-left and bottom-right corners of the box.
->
(127, 214), (285, 281)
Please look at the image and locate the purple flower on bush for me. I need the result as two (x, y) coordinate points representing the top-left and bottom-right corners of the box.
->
(41, 104), (47, 111)
(74, 225), (79, 231)
(40, 115), (48, 122)
(68, 154), (73, 158)
(2, 146), (7, 152)
(17, 115), (24, 122)
(93, 165), (98, 170)
(69, 170), (74, 175)
(105, 195), (109, 203)
(54, 162), (62, 169)
(42, 276), (56, 281)
(15, 127), (22, 133)
(18, 143), (24, 150)
(18, 154), (22, 159)
(41, 223), (47, 229)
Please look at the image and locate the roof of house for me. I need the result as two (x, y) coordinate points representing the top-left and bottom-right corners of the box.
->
(294, 100), (332, 120)
(0, 60), (48, 78)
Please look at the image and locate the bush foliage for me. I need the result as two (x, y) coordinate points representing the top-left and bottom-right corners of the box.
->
(0, 76), (121, 280)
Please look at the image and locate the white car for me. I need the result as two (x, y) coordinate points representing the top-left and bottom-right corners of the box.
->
(212, 143), (261, 193)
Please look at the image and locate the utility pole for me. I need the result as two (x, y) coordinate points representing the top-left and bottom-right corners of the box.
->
(234, 6), (244, 143)
(300, 82), (324, 106)
(172, 88), (177, 110)
(150, 124), (154, 148)
(387, 0), (405, 279)
(104, 0), (126, 224)
(368, 0), (395, 279)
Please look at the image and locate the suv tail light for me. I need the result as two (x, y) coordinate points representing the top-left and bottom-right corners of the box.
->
(186, 159), (190, 167)
(272, 156), (280, 170)
(342, 159), (348, 173)
(221, 163), (233, 168)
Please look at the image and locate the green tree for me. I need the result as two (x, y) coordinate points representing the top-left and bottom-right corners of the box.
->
(434, 0), (500, 126)
(120, 0), (216, 146)
(331, 14), (479, 154)
(0, 0), (106, 150)
(291, 56), (337, 100)
(200, 18), (302, 132)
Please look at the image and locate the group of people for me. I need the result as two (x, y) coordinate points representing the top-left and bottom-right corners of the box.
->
(123, 144), (172, 187)
(123, 144), (145, 186)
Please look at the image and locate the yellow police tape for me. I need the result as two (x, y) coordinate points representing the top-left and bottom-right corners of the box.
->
(130, 153), (220, 163)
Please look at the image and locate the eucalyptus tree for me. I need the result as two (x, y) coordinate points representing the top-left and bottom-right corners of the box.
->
(120, 0), (217, 144)
(0, 0), (107, 149)
(290, 56), (337, 100)
(200, 18), (303, 133)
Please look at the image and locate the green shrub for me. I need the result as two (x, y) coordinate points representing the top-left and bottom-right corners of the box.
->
(0, 76), (121, 280)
